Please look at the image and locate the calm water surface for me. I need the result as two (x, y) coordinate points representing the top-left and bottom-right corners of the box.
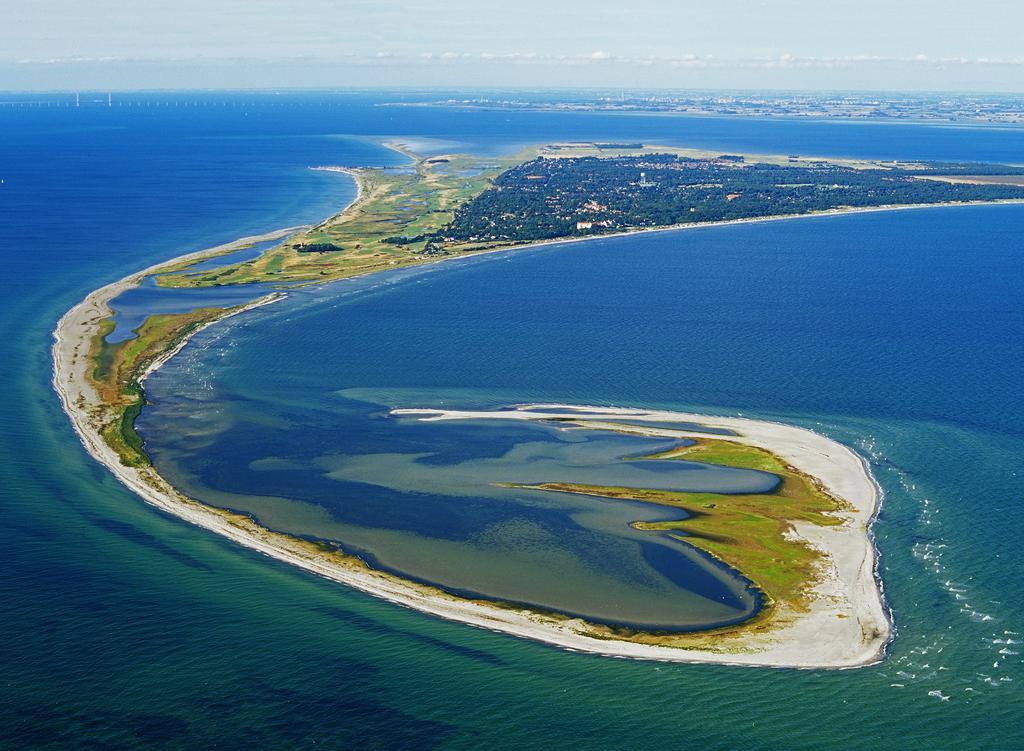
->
(2, 92), (1023, 749)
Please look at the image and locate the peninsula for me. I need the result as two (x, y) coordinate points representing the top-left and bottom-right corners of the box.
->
(53, 141), (1024, 667)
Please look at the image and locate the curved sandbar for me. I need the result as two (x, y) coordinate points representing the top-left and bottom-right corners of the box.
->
(53, 228), (891, 666)
(396, 405), (892, 666)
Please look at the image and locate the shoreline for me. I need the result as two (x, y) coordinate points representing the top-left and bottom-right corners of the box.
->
(394, 404), (892, 668)
(446, 196), (1024, 261)
(307, 144), (1024, 280)
(51, 190), (1019, 668)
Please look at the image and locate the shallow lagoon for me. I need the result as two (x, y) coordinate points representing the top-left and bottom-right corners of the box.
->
(181, 236), (287, 274)
(138, 200), (1024, 635)
(141, 383), (770, 629)
(107, 276), (276, 342)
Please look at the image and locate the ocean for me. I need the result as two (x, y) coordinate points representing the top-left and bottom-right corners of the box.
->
(2, 91), (1023, 749)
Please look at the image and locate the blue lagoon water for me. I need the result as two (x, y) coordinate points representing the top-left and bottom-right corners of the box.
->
(140, 390), (773, 630)
(3, 92), (1024, 749)
(107, 277), (277, 342)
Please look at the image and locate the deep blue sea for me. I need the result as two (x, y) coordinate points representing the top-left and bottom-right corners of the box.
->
(2, 92), (1024, 749)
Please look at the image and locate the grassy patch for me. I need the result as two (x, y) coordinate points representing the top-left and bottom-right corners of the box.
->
(89, 317), (118, 384)
(155, 150), (534, 289)
(87, 308), (229, 466)
(514, 438), (848, 617)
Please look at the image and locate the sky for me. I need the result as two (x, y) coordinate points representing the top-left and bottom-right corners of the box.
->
(3, 0), (1024, 92)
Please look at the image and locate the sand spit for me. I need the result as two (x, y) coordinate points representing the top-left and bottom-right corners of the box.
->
(389, 405), (892, 667)
(54, 240), (893, 668)
(54, 199), (984, 668)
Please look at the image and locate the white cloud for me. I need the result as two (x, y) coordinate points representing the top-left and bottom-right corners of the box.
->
(12, 51), (1024, 70)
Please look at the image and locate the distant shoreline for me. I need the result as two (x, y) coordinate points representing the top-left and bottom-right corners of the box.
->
(52, 172), (1020, 668)
(304, 161), (1024, 275)
(381, 100), (1024, 130)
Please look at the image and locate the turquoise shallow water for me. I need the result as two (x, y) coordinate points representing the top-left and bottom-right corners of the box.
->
(3, 92), (1024, 749)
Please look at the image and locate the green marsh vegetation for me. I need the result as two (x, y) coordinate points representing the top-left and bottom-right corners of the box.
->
(88, 308), (230, 467)
(514, 437), (849, 622)
(155, 150), (530, 289)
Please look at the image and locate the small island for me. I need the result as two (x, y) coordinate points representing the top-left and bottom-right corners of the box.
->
(53, 141), (1024, 666)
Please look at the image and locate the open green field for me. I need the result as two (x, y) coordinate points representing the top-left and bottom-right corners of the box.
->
(917, 174), (1024, 186)
(536, 141), (895, 169)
